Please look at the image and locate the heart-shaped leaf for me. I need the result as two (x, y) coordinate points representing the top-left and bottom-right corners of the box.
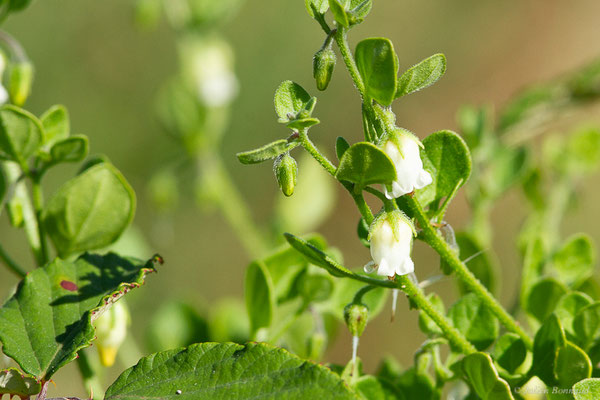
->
(396, 54), (446, 98)
(335, 142), (396, 188)
(355, 38), (399, 106)
(0, 253), (157, 381)
(0, 105), (42, 167)
(237, 139), (299, 164)
(105, 342), (356, 399)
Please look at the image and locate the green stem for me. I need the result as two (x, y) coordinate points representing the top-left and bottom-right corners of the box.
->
(0, 241), (26, 277)
(351, 191), (373, 225)
(31, 176), (49, 265)
(405, 195), (534, 349)
(76, 350), (104, 399)
(397, 275), (477, 355)
(334, 27), (366, 97)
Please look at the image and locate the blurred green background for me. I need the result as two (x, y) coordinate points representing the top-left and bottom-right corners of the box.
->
(2, 0), (600, 397)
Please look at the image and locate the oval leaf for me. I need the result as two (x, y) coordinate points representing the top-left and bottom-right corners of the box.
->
(526, 278), (568, 323)
(554, 341), (592, 389)
(49, 135), (89, 164)
(104, 342), (356, 399)
(335, 142), (396, 188)
(573, 302), (600, 348)
(462, 353), (514, 400)
(0, 105), (42, 166)
(42, 163), (136, 257)
(274, 81), (312, 123)
(396, 54), (446, 98)
(305, 0), (329, 17)
(449, 293), (499, 350)
(328, 0), (349, 27)
(355, 38), (399, 106)
(237, 139), (299, 165)
(40, 105), (70, 147)
(245, 261), (275, 335)
(530, 314), (566, 386)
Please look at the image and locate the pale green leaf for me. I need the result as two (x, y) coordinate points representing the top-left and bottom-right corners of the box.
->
(396, 54), (446, 98)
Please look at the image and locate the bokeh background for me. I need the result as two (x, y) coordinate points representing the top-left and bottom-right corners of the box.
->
(1, 0), (600, 397)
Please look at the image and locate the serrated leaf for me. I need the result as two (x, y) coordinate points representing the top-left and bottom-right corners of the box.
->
(335, 142), (396, 188)
(49, 135), (89, 164)
(526, 278), (568, 323)
(553, 234), (596, 286)
(0, 253), (157, 380)
(355, 38), (398, 106)
(554, 341), (591, 389)
(42, 163), (136, 257)
(396, 54), (446, 98)
(237, 139), (299, 165)
(0, 105), (42, 167)
(573, 378), (600, 400)
(492, 333), (526, 373)
(530, 314), (566, 386)
(449, 293), (499, 350)
(415, 130), (471, 209)
(462, 353), (514, 400)
(245, 261), (275, 335)
(40, 105), (70, 147)
(305, 0), (329, 17)
(274, 81), (312, 123)
(0, 369), (41, 397)
(105, 342), (357, 399)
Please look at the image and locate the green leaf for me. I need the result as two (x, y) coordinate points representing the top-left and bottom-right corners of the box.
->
(245, 261), (275, 335)
(305, 0), (329, 17)
(492, 333), (527, 373)
(553, 234), (596, 286)
(355, 38), (399, 106)
(335, 142), (396, 188)
(418, 293), (445, 336)
(0, 105), (43, 167)
(565, 127), (600, 174)
(453, 232), (497, 295)
(0, 369), (41, 397)
(286, 117), (320, 130)
(328, 0), (349, 27)
(396, 54), (446, 98)
(554, 342), (592, 389)
(42, 163), (136, 257)
(462, 353), (515, 400)
(555, 292), (594, 338)
(573, 302), (600, 348)
(526, 278), (568, 323)
(415, 130), (471, 209)
(531, 314), (566, 386)
(49, 135), (89, 164)
(356, 375), (404, 400)
(483, 146), (530, 199)
(0, 253), (156, 380)
(105, 342), (357, 399)
(573, 378), (600, 400)
(449, 292), (499, 350)
(397, 368), (440, 400)
(336, 136), (350, 160)
(237, 139), (299, 165)
(349, 0), (372, 22)
(40, 105), (70, 147)
(274, 81), (313, 123)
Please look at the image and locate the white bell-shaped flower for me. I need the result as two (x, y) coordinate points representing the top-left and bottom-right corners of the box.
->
(368, 210), (416, 278)
(382, 131), (432, 199)
(93, 300), (130, 367)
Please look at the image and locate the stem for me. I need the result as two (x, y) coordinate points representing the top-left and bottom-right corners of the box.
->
(76, 350), (104, 399)
(0, 241), (26, 277)
(298, 130), (337, 176)
(404, 195), (534, 350)
(351, 191), (373, 225)
(31, 176), (49, 265)
(334, 27), (366, 97)
(396, 274), (477, 355)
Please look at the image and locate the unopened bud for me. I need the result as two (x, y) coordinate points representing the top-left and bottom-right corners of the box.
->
(9, 61), (33, 106)
(343, 303), (369, 337)
(313, 47), (336, 91)
(274, 153), (297, 197)
(94, 300), (130, 367)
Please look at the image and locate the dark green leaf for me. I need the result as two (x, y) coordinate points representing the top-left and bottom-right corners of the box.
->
(274, 81), (313, 123)
(449, 293), (499, 350)
(355, 38), (399, 106)
(105, 342), (357, 399)
(49, 135), (88, 164)
(415, 130), (471, 209)
(572, 378), (600, 400)
(531, 314), (566, 386)
(573, 303), (600, 348)
(553, 234), (596, 286)
(40, 105), (69, 147)
(0, 369), (41, 397)
(462, 353), (514, 400)
(245, 261), (275, 334)
(335, 142), (396, 187)
(0, 105), (42, 166)
(336, 136), (350, 160)
(526, 278), (568, 323)
(396, 54), (446, 98)
(554, 342), (592, 389)
(0, 253), (156, 380)
(357, 217), (370, 248)
(237, 139), (299, 164)
(43, 163), (135, 257)
(492, 333), (526, 373)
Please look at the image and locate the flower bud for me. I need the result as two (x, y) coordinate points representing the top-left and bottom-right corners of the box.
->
(313, 47), (336, 91)
(94, 300), (130, 367)
(343, 303), (369, 337)
(368, 210), (416, 278)
(8, 61), (33, 106)
(274, 153), (297, 197)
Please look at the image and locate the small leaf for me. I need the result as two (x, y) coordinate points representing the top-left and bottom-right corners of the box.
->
(336, 136), (350, 160)
(573, 302), (600, 348)
(43, 163), (136, 257)
(0, 253), (156, 380)
(553, 234), (596, 286)
(0, 105), (42, 167)
(237, 139), (299, 165)
(49, 135), (89, 164)
(462, 353), (515, 400)
(554, 342), (592, 389)
(396, 54), (446, 98)
(274, 81), (312, 123)
(0, 369), (41, 397)
(482, 146), (530, 199)
(492, 333), (527, 373)
(530, 314), (566, 386)
(526, 278), (568, 323)
(349, 0), (372, 22)
(245, 261), (275, 335)
(305, 0), (329, 17)
(573, 378), (600, 400)
(415, 130), (471, 209)
(449, 294), (498, 351)
(355, 38), (399, 106)
(286, 117), (320, 130)
(335, 142), (396, 188)
(40, 105), (70, 146)
(105, 342), (357, 399)
(555, 292), (594, 338)
(328, 0), (349, 27)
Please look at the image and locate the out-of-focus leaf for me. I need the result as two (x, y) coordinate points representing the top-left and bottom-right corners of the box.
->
(245, 261), (275, 335)
(553, 234), (596, 286)
(462, 353), (514, 400)
(0, 105), (42, 167)
(525, 278), (568, 323)
(449, 293), (498, 351)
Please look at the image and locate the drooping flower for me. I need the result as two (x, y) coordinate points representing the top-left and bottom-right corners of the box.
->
(381, 129), (432, 199)
(368, 210), (416, 278)
(94, 300), (130, 367)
